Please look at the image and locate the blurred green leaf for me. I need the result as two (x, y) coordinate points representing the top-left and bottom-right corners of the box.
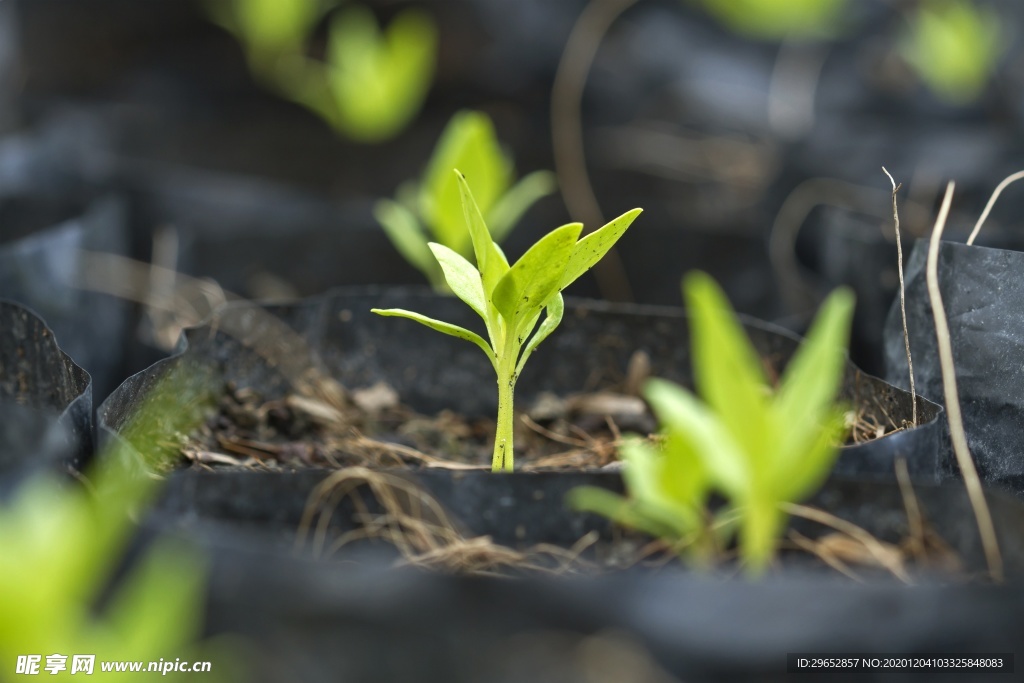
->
(370, 307), (495, 365)
(902, 0), (1004, 105)
(327, 6), (437, 142)
(374, 199), (441, 287)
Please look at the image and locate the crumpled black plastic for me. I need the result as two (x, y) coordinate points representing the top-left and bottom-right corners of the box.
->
(884, 238), (1024, 496)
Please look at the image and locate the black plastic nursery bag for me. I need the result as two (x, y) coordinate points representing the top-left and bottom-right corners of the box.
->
(884, 239), (1024, 495)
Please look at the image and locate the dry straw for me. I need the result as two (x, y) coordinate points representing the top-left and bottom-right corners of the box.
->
(926, 182), (1003, 582)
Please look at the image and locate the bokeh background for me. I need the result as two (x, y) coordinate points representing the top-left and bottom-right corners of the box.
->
(3, 0), (1024, 396)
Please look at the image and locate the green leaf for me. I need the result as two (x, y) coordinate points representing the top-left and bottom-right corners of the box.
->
(775, 407), (846, 501)
(683, 271), (770, 467)
(643, 379), (750, 499)
(492, 223), (580, 329)
(901, 0), (1004, 105)
(560, 208), (642, 290)
(456, 170), (510, 298)
(488, 170), (557, 243)
(644, 415), (710, 512)
(515, 293), (564, 377)
(374, 199), (437, 281)
(231, 0), (327, 54)
(327, 6), (436, 142)
(428, 242), (488, 321)
(422, 112), (513, 253)
(772, 286), (854, 479)
(566, 487), (683, 540)
(371, 308), (494, 365)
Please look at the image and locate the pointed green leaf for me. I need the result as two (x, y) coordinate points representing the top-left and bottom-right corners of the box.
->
(492, 223), (580, 327)
(374, 199), (437, 281)
(645, 393), (711, 511)
(428, 242), (488, 321)
(456, 170), (509, 297)
(371, 308), (494, 365)
(422, 112), (512, 252)
(488, 170), (557, 243)
(515, 293), (564, 377)
(683, 271), (770, 466)
(772, 287), (854, 477)
(327, 6), (436, 142)
(643, 379), (750, 499)
(774, 287), (854, 431)
(775, 408), (846, 501)
(560, 208), (642, 290)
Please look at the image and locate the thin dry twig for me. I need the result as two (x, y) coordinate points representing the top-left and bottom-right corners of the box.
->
(784, 502), (911, 583)
(926, 181), (1003, 582)
(966, 169), (1024, 245)
(883, 167), (916, 426)
(788, 530), (864, 582)
(551, 0), (638, 301)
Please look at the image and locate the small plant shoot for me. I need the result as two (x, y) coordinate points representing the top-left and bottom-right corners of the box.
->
(209, 0), (436, 143)
(375, 111), (556, 290)
(373, 171), (641, 472)
(573, 272), (854, 574)
(901, 0), (1003, 105)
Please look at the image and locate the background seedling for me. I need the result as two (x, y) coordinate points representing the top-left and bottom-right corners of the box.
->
(0, 371), (234, 680)
(373, 171), (640, 471)
(209, 0), (437, 143)
(574, 272), (854, 574)
(900, 0), (1003, 105)
(375, 111), (556, 290)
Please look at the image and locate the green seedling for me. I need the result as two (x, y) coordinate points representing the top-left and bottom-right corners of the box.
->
(901, 0), (1003, 105)
(0, 372), (235, 680)
(209, 0), (436, 143)
(373, 171), (641, 472)
(573, 272), (854, 574)
(318, 5), (437, 142)
(375, 111), (556, 290)
(693, 0), (847, 40)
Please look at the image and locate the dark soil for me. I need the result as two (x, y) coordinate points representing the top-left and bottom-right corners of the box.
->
(177, 357), (900, 474)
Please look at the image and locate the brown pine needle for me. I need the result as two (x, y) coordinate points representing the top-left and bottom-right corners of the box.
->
(926, 181), (1003, 582)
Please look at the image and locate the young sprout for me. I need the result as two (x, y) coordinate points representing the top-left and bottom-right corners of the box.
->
(373, 171), (641, 471)
(320, 5), (437, 142)
(375, 111), (556, 290)
(901, 0), (1003, 105)
(573, 272), (854, 574)
(209, 0), (436, 143)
